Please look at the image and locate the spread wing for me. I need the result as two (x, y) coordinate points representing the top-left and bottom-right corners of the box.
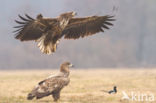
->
(62, 15), (115, 39)
(68, 17), (91, 24)
(13, 14), (57, 41)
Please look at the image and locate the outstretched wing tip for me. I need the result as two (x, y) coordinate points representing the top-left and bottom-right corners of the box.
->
(13, 14), (41, 41)
(18, 14), (29, 21)
(106, 15), (116, 21)
(25, 14), (34, 20)
(15, 20), (26, 24)
(63, 14), (115, 39)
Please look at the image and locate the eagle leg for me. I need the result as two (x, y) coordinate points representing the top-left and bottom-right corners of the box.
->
(51, 41), (59, 53)
(52, 91), (60, 101)
(52, 44), (57, 52)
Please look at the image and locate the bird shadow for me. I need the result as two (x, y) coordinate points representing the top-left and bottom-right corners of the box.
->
(36, 100), (52, 103)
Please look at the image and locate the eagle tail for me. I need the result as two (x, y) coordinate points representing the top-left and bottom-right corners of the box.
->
(27, 92), (35, 100)
(36, 36), (60, 54)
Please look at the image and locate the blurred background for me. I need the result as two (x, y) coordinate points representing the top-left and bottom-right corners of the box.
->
(0, 0), (156, 69)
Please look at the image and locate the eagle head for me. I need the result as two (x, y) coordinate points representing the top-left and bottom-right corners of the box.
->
(59, 12), (77, 28)
(62, 62), (73, 68)
(36, 14), (43, 19)
(60, 11), (77, 19)
(60, 62), (73, 73)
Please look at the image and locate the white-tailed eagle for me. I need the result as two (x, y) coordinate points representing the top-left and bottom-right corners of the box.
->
(14, 12), (115, 54)
(27, 62), (73, 101)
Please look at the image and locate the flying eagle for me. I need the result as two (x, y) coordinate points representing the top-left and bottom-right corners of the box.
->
(14, 12), (115, 54)
(27, 62), (73, 101)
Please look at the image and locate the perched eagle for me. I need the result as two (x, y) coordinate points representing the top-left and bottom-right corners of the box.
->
(14, 12), (115, 54)
(27, 62), (73, 101)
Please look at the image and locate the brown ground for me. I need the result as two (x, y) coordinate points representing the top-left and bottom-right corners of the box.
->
(0, 69), (156, 103)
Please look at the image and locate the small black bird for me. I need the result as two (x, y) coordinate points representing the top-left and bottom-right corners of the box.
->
(101, 86), (117, 94)
(108, 86), (117, 94)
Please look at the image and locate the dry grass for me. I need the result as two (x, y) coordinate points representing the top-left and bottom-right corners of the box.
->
(0, 69), (156, 103)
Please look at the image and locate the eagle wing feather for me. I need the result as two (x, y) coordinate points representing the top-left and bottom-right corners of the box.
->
(62, 15), (115, 39)
(68, 17), (92, 24)
(14, 14), (57, 41)
(32, 76), (69, 98)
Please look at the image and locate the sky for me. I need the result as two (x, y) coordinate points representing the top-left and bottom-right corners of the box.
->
(0, 0), (156, 69)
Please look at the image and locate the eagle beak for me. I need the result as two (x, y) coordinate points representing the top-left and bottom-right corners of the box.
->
(72, 12), (77, 16)
(69, 64), (74, 68)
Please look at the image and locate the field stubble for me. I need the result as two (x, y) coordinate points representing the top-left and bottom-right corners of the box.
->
(0, 69), (156, 103)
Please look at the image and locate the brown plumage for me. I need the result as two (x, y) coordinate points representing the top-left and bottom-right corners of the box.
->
(14, 12), (115, 54)
(27, 62), (73, 101)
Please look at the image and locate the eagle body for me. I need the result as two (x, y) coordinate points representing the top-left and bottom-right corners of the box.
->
(36, 24), (62, 54)
(27, 62), (73, 101)
(14, 12), (115, 54)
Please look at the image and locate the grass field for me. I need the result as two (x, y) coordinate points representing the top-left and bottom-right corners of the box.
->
(0, 69), (156, 103)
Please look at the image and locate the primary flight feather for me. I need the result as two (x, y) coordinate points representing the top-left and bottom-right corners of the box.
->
(14, 12), (115, 54)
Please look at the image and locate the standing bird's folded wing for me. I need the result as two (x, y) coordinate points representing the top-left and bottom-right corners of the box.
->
(13, 14), (47, 41)
(27, 76), (69, 100)
(62, 15), (115, 39)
